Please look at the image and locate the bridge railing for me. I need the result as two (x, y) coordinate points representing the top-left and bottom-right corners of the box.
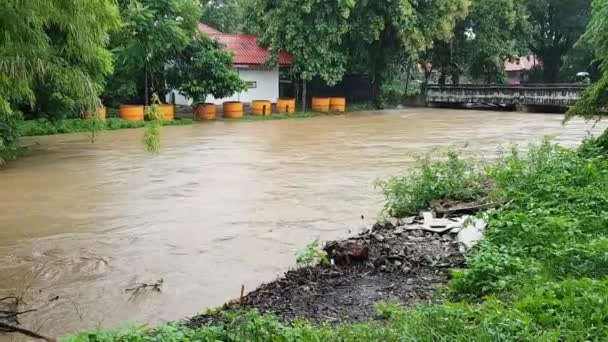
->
(426, 84), (588, 107)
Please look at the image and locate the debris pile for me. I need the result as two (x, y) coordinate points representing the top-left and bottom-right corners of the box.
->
(189, 200), (492, 327)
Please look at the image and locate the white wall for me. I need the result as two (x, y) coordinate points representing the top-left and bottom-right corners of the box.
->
(168, 66), (279, 106)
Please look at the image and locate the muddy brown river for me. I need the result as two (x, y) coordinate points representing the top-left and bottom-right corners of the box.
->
(0, 108), (604, 338)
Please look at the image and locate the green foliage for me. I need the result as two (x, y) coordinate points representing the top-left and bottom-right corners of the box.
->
(451, 139), (608, 299)
(566, 0), (608, 121)
(379, 150), (487, 217)
(347, 0), (470, 107)
(200, 0), (246, 33)
(107, 0), (201, 105)
(0, 111), (23, 165)
(296, 241), (329, 267)
(143, 95), (163, 153)
(167, 35), (246, 105)
(18, 118), (192, 137)
(525, 0), (592, 83)
(250, 0), (355, 86)
(0, 0), (120, 163)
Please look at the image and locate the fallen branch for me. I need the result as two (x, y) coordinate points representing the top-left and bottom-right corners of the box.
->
(0, 309), (37, 322)
(434, 202), (499, 215)
(0, 322), (55, 342)
(126, 279), (164, 295)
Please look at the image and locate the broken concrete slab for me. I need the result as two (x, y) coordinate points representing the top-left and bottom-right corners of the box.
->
(456, 218), (487, 249)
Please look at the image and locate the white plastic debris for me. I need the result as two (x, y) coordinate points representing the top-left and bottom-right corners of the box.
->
(456, 218), (487, 250)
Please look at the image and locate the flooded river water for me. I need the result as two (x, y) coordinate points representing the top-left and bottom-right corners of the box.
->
(0, 109), (604, 338)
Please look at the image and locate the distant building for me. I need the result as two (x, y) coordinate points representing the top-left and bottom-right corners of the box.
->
(170, 24), (293, 106)
(504, 55), (539, 84)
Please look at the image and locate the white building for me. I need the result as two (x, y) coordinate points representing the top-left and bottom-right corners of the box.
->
(170, 24), (293, 106)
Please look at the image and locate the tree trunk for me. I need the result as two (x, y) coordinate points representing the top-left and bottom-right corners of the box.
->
(452, 72), (460, 85)
(404, 65), (412, 97)
(144, 62), (149, 106)
(301, 79), (307, 112)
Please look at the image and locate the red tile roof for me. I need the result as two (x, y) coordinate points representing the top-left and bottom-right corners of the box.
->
(505, 55), (539, 72)
(198, 24), (293, 66)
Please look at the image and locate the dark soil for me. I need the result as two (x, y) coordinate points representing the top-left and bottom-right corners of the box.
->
(188, 217), (466, 327)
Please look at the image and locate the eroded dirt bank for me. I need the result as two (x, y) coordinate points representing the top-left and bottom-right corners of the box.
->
(188, 201), (489, 327)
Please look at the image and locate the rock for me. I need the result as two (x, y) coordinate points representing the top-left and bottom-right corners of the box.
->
(346, 244), (369, 261)
(387, 217), (399, 227)
(398, 216), (416, 225)
(406, 278), (414, 285)
(394, 227), (405, 235)
(402, 266), (412, 274)
(372, 233), (385, 242)
(394, 260), (403, 267)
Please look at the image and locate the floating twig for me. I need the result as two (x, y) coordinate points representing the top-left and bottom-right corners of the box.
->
(0, 322), (54, 341)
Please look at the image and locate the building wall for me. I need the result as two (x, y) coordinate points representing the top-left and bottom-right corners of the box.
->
(168, 66), (280, 106)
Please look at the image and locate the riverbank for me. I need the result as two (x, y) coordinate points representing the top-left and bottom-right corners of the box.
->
(55, 131), (608, 341)
(19, 117), (194, 137)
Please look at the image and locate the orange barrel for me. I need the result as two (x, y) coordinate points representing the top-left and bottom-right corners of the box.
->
(223, 101), (244, 118)
(119, 104), (145, 122)
(158, 104), (175, 121)
(312, 97), (330, 112)
(330, 97), (346, 112)
(277, 98), (296, 113)
(98, 106), (108, 120)
(196, 103), (217, 120)
(251, 100), (272, 116)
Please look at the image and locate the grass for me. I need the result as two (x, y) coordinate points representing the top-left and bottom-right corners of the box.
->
(62, 135), (608, 341)
(378, 150), (488, 217)
(19, 118), (193, 137)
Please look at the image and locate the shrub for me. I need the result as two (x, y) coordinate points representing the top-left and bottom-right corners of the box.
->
(379, 150), (487, 217)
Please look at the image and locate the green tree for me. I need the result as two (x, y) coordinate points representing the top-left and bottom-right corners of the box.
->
(166, 34), (246, 105)
(566, 0), (608, 121)
(0, 0), (120, 163)
(106, 0), (201, 106)
(347, 0), (470, 107)
(525, 0), (592, 83)
(422, 0), (527, 85)
(246, 0), (356, 111)
(200, 0), (243, 33)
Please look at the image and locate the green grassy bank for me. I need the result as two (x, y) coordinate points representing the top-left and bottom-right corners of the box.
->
(19, 118), (194, 137)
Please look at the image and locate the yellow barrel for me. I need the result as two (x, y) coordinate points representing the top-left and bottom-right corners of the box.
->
(196, 103), (217, 120)
(277, 98), (296, 113)
(223, 101), (244, 118)
(251, 100), (272, 116)
(330, 97), (346, 112)
(312, 97), (330, 112)
(158, 104), (175, 121)
(119, 104), (145, 122)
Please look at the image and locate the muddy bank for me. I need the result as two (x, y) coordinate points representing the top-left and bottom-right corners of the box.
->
(188, 204), (485, 328)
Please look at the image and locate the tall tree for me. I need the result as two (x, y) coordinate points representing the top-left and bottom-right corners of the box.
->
(200, 0), (244, 33)
(347, 0), (470, 107)
(566, 0), (608, 121)
(245, 0), (355, 111)
(526, 0), (592, 83)
(166, 34), (246, 105)
(422, 0), (528, 85)
(0, 0), (120, 163)
(106, 0), (201, 106)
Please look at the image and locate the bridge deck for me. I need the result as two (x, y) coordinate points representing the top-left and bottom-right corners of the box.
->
(427, 84), (587, 107)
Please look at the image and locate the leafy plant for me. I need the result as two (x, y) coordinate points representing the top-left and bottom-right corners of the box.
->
(166, 35), (246, 106)
(296, 241), (330, 267)
(106, 0), (201, 106)
(379, 150), (487, 217)
(142, 94), (163, 153)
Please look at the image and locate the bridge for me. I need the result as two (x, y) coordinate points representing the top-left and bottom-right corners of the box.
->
(426, 84), (587, 109)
